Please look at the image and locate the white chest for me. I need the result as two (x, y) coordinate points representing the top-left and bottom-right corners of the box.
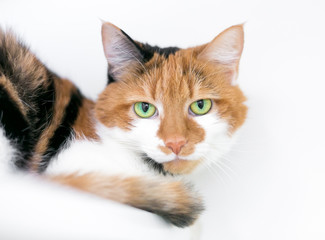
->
(45, 136), (153, 177)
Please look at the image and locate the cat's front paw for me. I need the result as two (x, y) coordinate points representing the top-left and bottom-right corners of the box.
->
(140, 181), (204, 228)
(50, 173), (203, 227)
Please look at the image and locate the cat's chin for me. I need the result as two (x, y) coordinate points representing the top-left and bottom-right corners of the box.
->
(162, 159), (201, 175)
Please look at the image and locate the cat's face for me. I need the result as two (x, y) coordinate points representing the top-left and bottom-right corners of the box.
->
(95, 22), (247, 175)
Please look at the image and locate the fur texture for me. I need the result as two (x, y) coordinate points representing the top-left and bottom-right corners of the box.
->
(96, 22), (247, 174)
(0, 22), (247, 227)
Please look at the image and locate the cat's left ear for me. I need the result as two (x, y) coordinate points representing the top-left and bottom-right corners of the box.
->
(198, 24), (244, 83)
(101, 22), (144, 82)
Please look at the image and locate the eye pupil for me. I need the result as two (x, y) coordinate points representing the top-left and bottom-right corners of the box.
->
(197, 100), (204, 109)
(134, 102), (156, 118)
(142, 102), (149, 112)
(189, 99), (211, 116)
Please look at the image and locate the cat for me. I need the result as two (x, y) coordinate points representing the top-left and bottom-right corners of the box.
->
(0, 22), (247, 227)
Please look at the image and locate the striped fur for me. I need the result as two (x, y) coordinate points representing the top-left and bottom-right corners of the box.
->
(50, 173), (203, 227)
(0, 29), (91, 171)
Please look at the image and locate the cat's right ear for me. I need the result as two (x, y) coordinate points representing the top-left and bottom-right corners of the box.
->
(101, 22), (143, 82)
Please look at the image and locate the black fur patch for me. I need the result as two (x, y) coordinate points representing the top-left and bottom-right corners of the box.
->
(38, 89), (83, 172)
(142, 154), (170, 176)
(120, 30), (154, 62)
(32, 72), (56, 140)
(141, 44), (180, 58)
(120, 29), (180, 60)
(140, 182), (204, 227)
(0, 83), (33, 169)
(107, 74), (116, 84)
(156, 204), (204, 228)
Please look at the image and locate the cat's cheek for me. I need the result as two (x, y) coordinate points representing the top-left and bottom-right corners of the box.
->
(128, 118), (164, 155)
(190, 112), (232, 164)
(128, 118), (181, 163)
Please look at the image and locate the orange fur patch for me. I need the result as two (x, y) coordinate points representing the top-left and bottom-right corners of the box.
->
(163, 159), (201, 175)
(31, 79), (80, 171)
(0, 75), (28, 118)
(49, 172), (203, 226)
(96, 82), (134, 130)
(73, 99), (98, 140)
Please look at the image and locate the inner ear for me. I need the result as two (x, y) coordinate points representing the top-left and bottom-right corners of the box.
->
(197, 24), (244, 83)
(198, 25), (244, 65)
(101, 22), (144, 82)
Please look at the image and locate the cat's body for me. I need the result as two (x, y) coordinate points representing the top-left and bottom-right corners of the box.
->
(0, 22), (247, 227)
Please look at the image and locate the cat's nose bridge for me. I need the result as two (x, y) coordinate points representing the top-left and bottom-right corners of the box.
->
(157, 110), (188, 147)
(161, 110), (187, 134)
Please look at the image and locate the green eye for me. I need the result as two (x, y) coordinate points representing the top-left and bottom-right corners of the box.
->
(134, 102), (157, 118)
(190, 99), (212, 115)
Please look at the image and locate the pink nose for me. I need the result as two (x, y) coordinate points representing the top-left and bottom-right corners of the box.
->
(165, 136), (187, 155)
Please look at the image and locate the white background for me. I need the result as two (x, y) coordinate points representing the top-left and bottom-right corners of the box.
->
(1, 0), (325, 239)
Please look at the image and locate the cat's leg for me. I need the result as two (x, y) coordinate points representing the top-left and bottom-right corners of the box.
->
(49, 172), (204, 227)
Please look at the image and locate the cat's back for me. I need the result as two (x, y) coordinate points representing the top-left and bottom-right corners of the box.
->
(0, 29), (94, 172)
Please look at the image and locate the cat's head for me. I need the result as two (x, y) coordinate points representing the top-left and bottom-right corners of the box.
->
(95, 22), (247, 175)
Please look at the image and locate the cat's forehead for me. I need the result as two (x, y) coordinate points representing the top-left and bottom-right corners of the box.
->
(128, 51), (223, 103)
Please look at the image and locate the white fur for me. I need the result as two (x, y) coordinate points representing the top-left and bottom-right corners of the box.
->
(45, 122), (154, 177)
(192, 112), (236, 173)
(128, 116), (173, 163)
(0, 127), (16, 174)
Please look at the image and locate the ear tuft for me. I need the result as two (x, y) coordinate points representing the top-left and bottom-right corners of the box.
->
(101, 22), (143, 82)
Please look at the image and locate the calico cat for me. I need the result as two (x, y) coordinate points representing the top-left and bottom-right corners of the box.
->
(0, 22), (247, 227)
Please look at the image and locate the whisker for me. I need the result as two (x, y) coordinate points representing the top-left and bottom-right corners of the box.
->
(202, 159), (227, 186)
(217, 159), (239, 178)
(210, 160), (233, 182)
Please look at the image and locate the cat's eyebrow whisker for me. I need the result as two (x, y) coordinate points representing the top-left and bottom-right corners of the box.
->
(197, 71), (220, 82)
(193, 58), (208, 74)
(193, 60), (215, 82)
(118, 70), (149, 91)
